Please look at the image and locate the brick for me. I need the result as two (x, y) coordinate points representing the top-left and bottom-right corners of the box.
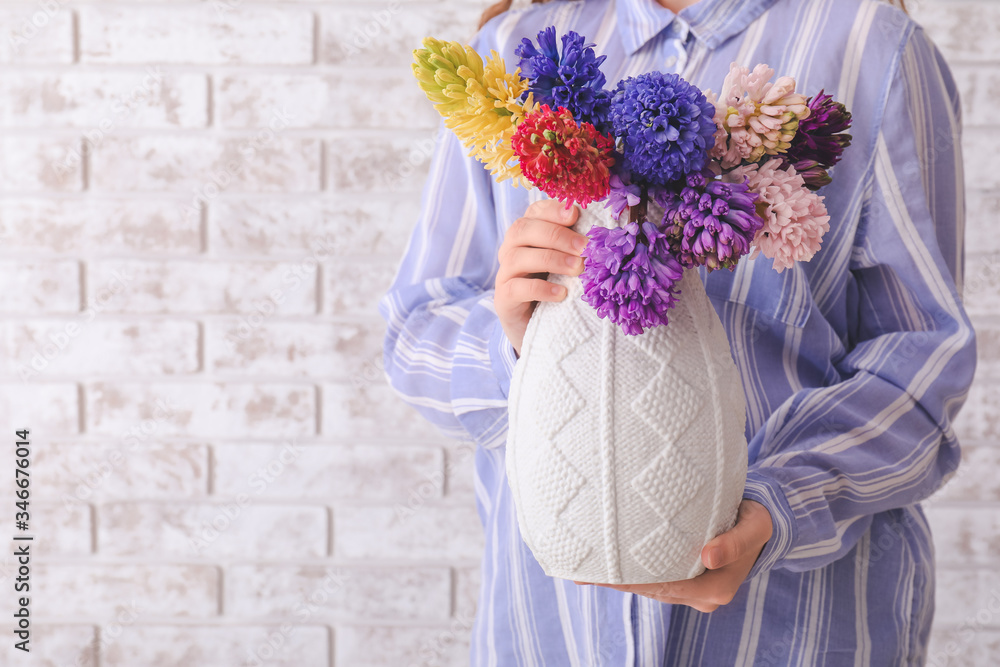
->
(0, 7), (73, 64)
(216, 72), (436, 128)
(329, 132), (438, 192)
(454, 565), (480, 621)
(34, 443), (208, 501)
(962, 252), (1000, 318)
(84, 261), (316, 314)
(336, 505), (483, 561)
(90, 136), (320, 193)
(966, 191), (1000, 257)
(320, 5), (481, 67)
(368, 506), (476, 562)
(35, 503), (92, 556)
(963, 131), (1000, 191)
(912, 3), (1000, 63)
(0, 383), (78, 434)
(0, 625), (96, 667)
(445, 442), (477, 498)
(928, 627), (1000, 667)
(0, 71), (207, 128)
(954, 380), (1000, 442)
(974, 321), (1000, 378)
(927, 505), (1000, 565)
(80, 7), (314, 65)
(930, 444), (1000, 504)
(225, 565), (450, 621)
(324, 258), (398, 317)
(934, 567), (1000, 627)
(210, 194), (421, 257)
(212, 443), (443, 501)
(336, 625), (472, 667)
(0, 261), (79, 313)
(34, 564), (218, 617)
(322, 382), (444, 440)
(85, 382), (316, 437)
(0, 199), (201, 254)
(2, 320), (199, 377)
(0, 136), (81, 192)
(99, 502), (327, 559)
(952, 65), (1000, 128)
(103, 625), (329, 667)
(207, 321), (383, 379)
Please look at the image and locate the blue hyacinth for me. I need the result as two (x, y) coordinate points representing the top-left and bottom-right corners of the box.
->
(610, 71), (718, 186)
(515, 27), (612, 132)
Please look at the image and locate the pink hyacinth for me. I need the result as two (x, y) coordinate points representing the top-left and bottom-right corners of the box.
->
(705, 63), (811, 169)
(724, 159), (830, 272)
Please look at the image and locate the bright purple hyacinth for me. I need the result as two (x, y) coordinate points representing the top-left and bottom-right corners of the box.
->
(604, 170), (642, 219)
(657, 169), (763, 271)
(515, 27), (612, 132)
(581, 220), (684, 335)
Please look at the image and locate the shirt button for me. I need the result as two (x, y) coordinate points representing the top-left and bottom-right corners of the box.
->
(665, 55), (678, 68)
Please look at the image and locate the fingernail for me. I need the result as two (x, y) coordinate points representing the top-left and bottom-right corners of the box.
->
(706, 547), (721, 568)
(550, 285), (564, 297)
(565, 255), (580, 268)
(572, 236), (587, 252)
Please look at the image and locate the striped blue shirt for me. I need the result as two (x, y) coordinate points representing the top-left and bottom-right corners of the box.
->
(378, 0), (978, 664)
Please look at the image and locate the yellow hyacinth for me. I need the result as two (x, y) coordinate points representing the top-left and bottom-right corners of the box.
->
(412, 37), (538, 186)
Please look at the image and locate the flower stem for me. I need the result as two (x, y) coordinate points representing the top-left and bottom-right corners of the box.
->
(628, 187), (648, 224)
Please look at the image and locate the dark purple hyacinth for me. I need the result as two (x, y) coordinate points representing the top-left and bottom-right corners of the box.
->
(656, 169), (763, 271)
(609, 71), (717, 186)
(580, 219), (684, 335)
(780, 90), (853, 189)
(515, 27), (612, 133)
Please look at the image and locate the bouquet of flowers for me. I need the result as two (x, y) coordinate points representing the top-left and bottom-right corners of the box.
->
(413, 28), (852, 584)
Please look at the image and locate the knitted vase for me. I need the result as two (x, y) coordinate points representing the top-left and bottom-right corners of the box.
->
(505, 200), (749, 585)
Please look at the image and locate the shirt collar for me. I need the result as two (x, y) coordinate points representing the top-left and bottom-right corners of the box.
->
(615, 0), (779, 54)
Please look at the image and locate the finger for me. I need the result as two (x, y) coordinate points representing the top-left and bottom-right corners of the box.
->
(497, 277), (567, 308)
(663, 565), (742, 608)
(497, 246), (584, 283)
(502, 217), (588, 260)
(702, 500), (770, 570)
(702, 530), (748, 570)
(525, 199), (580, 225)
(587, 582), (712, 611)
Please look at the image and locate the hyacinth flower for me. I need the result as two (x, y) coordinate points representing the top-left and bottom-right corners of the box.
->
(510, 104), (615, 208)
(412, 37), (538, 185)
(604, 168), (642, 220)
(657, 169), (763, 271)
(580, 219), (685, 335)
(724, 159), (831, 272)
(705, 62), (811, 169)
(515, 27), (612, 133)
(779, 90), (853, 189)
(610, 71), (718, 186)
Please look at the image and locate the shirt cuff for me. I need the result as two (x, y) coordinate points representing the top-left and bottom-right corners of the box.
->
(742, 469), (797, 580)
(489, 318), (519, 399)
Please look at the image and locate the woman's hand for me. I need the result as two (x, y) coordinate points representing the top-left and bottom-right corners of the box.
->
(574, 499), (773, 613)
(495, 199), (587, 356)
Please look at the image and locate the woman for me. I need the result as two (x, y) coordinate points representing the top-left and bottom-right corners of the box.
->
(379, 0), (977, 663)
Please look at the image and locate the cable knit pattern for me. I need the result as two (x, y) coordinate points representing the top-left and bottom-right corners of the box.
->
(506, 200), (749, 584)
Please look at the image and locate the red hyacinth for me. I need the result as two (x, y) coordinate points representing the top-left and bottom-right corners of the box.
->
(511, 104), (615, 208)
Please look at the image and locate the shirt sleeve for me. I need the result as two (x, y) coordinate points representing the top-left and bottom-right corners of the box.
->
(377, 34), (520, 450)
(743, 25), (977, 578)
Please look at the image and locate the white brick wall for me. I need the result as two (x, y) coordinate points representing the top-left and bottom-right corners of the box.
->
(0, 1), (994, 664)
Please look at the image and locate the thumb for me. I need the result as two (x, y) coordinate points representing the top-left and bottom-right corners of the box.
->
(702, 515), (754, 570)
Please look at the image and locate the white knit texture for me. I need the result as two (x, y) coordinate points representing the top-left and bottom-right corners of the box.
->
(505, 202), (749, 585)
